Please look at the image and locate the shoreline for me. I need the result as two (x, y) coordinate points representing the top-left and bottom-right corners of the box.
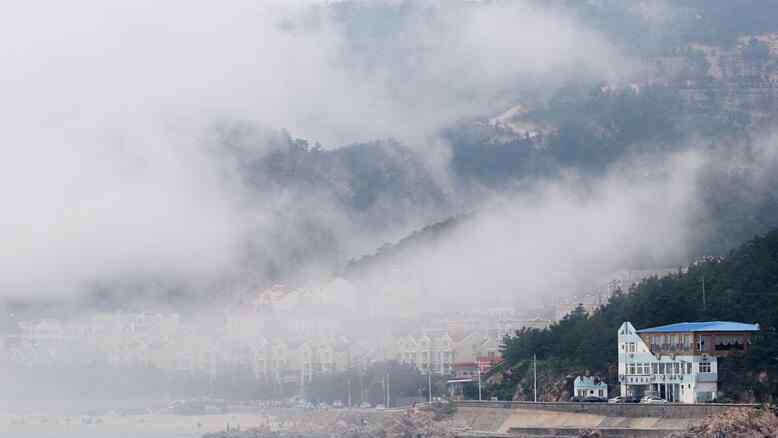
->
(0, 412), (272, 437)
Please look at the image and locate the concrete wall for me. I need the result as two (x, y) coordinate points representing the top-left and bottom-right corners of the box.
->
(503, 428), (675, 438)
(453, 406), (513, 432)
(454, 400), (758, 419)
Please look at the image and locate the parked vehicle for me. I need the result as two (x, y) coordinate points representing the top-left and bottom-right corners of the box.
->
(359, 402), (372, 409)
(582, 396), (607, 403)
(608, 396), (639, 403)
(374, 404), (385, 410)
(640, 396), (668, 404)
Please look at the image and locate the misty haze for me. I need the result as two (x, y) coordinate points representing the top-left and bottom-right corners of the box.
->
(3, 1), (778, 437)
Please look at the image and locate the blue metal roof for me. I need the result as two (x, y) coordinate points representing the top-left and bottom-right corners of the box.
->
(637, 321), (760, 334)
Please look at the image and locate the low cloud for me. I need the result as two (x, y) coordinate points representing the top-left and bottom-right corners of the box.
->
(0, 1), (629, 303)
(353, 150), (704, 314)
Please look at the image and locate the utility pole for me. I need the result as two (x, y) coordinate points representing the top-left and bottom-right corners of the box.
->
(358, 370), (363, 406)
(382, 374), (387, 407)
(476, 362), (481, 401)
(533, 353), (538, 403)
(387, 372), (391, 408)
(427, 372), (432, 403)
(347, 375), (352, 408)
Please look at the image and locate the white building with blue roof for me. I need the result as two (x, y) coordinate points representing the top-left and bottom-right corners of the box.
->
(618, 320), (759, 403)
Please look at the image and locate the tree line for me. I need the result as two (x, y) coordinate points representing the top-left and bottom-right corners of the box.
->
(494, 229), (778, 402)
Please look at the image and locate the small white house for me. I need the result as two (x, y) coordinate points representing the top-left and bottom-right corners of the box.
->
(573, 376), (608, 398)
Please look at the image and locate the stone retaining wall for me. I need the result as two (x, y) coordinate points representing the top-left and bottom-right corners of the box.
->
(505, 427), (674, 438)
(454, 401), (758, 419)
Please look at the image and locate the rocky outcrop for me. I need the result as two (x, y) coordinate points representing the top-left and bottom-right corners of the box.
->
(203, 408), (455, 438)
(666, 408), (778, 438)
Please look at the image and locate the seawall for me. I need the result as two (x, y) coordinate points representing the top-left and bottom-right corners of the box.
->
(451, 401), (760, 437)
(454, 400), (758, 419)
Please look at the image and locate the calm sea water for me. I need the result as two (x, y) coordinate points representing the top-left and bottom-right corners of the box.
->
(6, 433), (199, 438)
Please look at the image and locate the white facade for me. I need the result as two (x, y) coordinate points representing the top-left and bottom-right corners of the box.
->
(573, 376), (608, 398)
(618, 322), (718, 403)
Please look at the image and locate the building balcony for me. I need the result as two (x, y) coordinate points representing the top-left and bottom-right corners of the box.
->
(696, 372), (718, 383)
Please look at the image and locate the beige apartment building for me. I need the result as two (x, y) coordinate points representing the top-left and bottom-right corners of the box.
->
(398, 329), (454, 375)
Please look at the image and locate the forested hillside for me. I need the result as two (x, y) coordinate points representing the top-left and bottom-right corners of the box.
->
(492, 229), (778, 402)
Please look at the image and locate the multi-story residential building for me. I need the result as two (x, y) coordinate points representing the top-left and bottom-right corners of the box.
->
(399, 326), (514, 378)
(251, 338), (272, 380)
(277, 338), (341, 388)
(618, 321), (760, 403)
(554, 295), (604, 321)
(398, 329), (454, 375)
(270, 339), (289, 382)
(495, 317), (551, 334)
(398, 326), (511, 380)
(446, 353), (504, 399)
(2, 310), (356, 395)
(453, 330), (502, 365)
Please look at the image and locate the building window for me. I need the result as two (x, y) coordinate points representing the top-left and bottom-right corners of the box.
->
(699, 362), (711, 373)
(629, 364), (635, 375)
(652, 363), (658, 374)
(714, 335), (745, 351)
(686, 363), (692, 374)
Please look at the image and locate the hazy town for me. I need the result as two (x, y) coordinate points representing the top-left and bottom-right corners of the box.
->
(2, 1), (778, 438)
